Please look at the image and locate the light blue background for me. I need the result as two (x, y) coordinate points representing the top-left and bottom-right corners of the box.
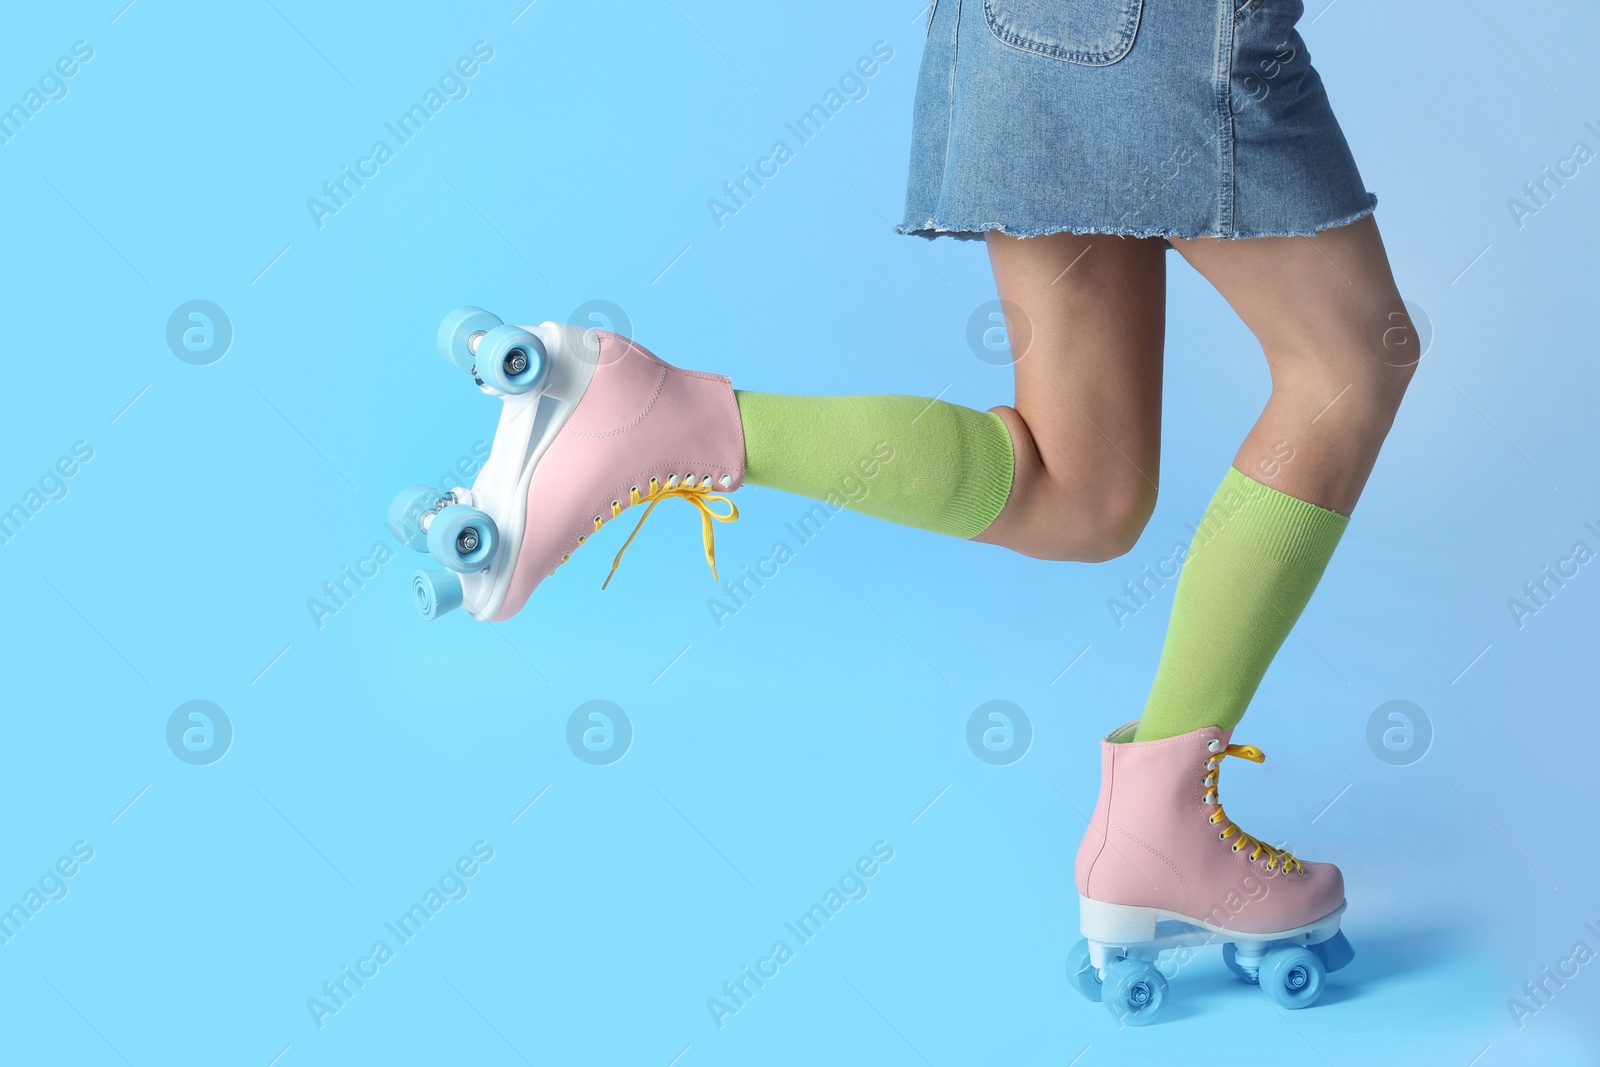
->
(3, 1), (1599, 1063)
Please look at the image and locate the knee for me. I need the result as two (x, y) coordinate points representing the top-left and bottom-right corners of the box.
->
(1268, 349), (1413, 447)
(979, 404), (1159, 562)
(1028, 471), (1157, 563)
(1075, 474), (1159, 562)
(1263, 301), (1422, 422)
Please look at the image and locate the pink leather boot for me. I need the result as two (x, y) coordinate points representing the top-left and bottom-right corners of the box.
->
(1068, 718), (1354, 1024)
(392, 306), (745, 622)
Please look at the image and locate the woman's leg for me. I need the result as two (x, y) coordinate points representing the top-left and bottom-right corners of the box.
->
(974, 231), (1168, 562)
(739, 231), (1168, 563)
(1135, 214), (1418, 741)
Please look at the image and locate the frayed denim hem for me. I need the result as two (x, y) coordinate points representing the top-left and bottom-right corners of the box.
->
(895, 192), (1379, 242)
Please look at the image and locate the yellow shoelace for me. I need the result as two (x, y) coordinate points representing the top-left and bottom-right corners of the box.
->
(586, 477), (738, 590)
(1204, 743), (1306, 874)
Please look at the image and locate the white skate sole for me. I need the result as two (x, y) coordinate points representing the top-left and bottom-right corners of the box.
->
(1079, 894), (1347, 974)
(454, 322), (599, 620)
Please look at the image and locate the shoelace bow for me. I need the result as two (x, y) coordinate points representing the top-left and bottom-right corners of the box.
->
(1204, 742), (1306, 874)
(589, 478), (738, 590)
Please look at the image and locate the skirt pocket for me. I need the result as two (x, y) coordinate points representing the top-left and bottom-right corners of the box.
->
(981, 0), (1146, 65)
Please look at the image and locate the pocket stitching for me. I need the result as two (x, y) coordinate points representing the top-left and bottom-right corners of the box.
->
(981, 0), (1146, 66)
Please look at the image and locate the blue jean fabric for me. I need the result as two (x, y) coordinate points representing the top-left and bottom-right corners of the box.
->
(898, 0), (1378, 240)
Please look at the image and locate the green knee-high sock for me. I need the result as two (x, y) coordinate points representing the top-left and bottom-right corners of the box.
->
(1134, 466), (1349, 742)
(735, 391), (1015, 539)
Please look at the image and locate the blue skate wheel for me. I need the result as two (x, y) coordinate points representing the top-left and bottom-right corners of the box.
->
(388, 484), (444, 553)
(1310, 930), (1355, 974)
(476, 325), (548, 395)
(438, 306), (503, 375)
(412, 569), (463, 620)
(1101, 958), (1167, 1026)
(1259, 946), (1326, 1009)
(1065, 939), (1103, 1003)
(1222, 943), (1258, 985)
(426, 504), (499, 573)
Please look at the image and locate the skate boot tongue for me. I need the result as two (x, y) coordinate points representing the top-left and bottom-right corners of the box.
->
(600, 479), (740, 590)
(1205, 738), (1304, 874)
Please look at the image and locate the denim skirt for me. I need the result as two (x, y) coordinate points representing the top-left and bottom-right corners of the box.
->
(897, 0), (1378, 241)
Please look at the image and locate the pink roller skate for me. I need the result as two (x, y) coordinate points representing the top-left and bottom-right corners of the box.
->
(1069, 720), (1354, 1024)
(389, 306), (746, 621)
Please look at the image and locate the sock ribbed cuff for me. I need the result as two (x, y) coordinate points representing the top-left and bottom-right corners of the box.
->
(942, 409), (1015, 539)
(1196, 466), (1349, 567)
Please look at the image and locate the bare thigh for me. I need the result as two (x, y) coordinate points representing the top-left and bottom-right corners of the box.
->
(974, 230), (1168, 562)
(1167, 214), (1418, 514)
